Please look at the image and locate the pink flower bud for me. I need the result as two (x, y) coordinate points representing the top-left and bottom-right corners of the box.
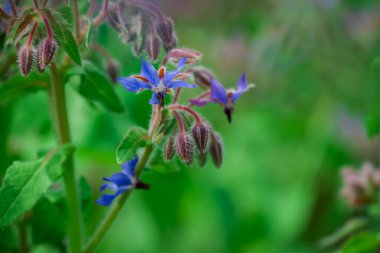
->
(175, 132), (194, 166)
(168, 48), (202, 64)
(146, 31), (161, 62)
(154, 17), (176, 51)
(210, 132), (223, 168)
(18, 44), (35, 76)
(187, 67), (215, 88)
(38, 37), (56, 72)
(192, 123), (209, 155)
(163, 137), (175, 162)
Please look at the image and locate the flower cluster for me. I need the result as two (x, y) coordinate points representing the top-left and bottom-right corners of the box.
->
(340, 163), (380, 207)
(107, 0), (178, 61)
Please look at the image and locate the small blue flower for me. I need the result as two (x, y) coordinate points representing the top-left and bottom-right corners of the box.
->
(189, 73), (254, 122)
(97, 156), (139, 206)
(117, 58), (196, 106)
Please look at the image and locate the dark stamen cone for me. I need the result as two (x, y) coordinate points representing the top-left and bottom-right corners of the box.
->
(38, 37), (56, 72)
(224, 107), (232, 123)
(210, 132), (223, 168)
(192, 123), (209, 155)
(163, 137), (175, 161)
(175, 132), (194, 166)
(135, 180), (150, 190)
(19, 44), (35, 76)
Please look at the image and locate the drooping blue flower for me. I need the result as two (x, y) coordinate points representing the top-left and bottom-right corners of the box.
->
(189, 73), (254, 122)
(97, 156), (140, 206)
(117, 58), (196, 106)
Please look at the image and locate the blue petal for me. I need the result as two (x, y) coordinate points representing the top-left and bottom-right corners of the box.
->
(100, 182), (117, 192)
(140, 60), (159, 85)
(96, 187), (129, 206)
(103, 172), (132, 187)
(167, 80), (197, 89)
(163, 58), (187, 85)
(232, 74), (248, 102)
(177, 58), (187, 70)
(117, 77), (151, 92)
(149, 92), (160, 104)
(210, 79), (228, 105)
(121, 156), (139, 176)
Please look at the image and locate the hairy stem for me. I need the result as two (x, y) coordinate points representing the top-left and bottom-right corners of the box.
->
(83, 145), (154, 253)
(72, 0), (80, 41)
(169, 104), (202, 124)
(49, 63), (82, 253)
(84, 106), (162, 253)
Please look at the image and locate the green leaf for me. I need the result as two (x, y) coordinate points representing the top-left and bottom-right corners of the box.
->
(342, 231), (379, 253)
(149, 148), (179, 173)
(85, 18), (94, 49)
(7, 8), (37, 44)
(66, 61), (124, 112)
(116, 126), (150, 164)
(41, 8), (81, 65)
(79, 177), (92, 222)
(31, 244), (60, 253)
(0, 145), (74, 227)
(0, 73), (48, 105)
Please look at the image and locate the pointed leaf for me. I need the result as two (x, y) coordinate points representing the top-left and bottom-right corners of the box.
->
(116, 126), (150, 164)
(0, 145), (74, 227)
(6, 8), (37, 44)
(342, 231), (380, 253)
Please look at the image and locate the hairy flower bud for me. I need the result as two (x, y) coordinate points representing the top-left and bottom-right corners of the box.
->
(210, 132), (223, 168)
(107, 60), (119, 83)
(167, 48), (202, 64)
(154, 17), (176, 51)
(146, 31), (161, 62)
(187, 67), (215, 88)
(163, 137), (175, 161)
(38, 37), (56, 72)
(192, 122), (209, 155)
(18, 44), (35, 76)
(175, 132), (194, 166)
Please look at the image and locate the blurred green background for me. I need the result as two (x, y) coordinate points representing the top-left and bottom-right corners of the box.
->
(2, 0), (380, 252)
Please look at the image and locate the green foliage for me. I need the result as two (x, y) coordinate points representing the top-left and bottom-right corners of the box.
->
(0, 73), (48, 105)
(6, 8), (37, 44)
(66, 61), (124, 112)
(149, 148), (179, 173)
(41, 8), (81, 65)
(0, 145), (74, 227)
(342, 232), (380, 253)
(116, 126), (150, 164)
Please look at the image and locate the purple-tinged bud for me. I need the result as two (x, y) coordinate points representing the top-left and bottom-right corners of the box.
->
(187, 67), (215, 88)
(107, 60), (119, 83)
(146, 31), (161, 62)
(210, 132), (223, 168)
(18, 44), (35, 76)
(154, 17), (176, 51)
(192, 122), (209, 155)
(167, 48), (202, 65)
(163, 137), (175, 161)
(38, 37), (56, 72)
(175, 132), (194, 166)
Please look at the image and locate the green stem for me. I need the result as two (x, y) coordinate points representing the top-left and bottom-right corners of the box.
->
(49, 63), (82, 253)
(72, 0), (80, 41)
(83, 145), (154, 253)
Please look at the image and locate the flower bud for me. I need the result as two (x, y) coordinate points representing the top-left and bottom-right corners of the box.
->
(168, 48), (202, 64)
(210, 132), (223, 168)
(163, 137), (175, 161)
(192, 122), (209, 155)
(187, 67), (215, 88)
(18, 44), (35, 76)
(107, 60), (119, 83)
(154, 17), (176, 51)
(38, 37), (56, 72)
(146, 31), (161, 62)
(175, 132), (194, 166)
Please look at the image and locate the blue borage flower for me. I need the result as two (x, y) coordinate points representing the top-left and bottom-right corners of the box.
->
(97, 156), (149, 206)
(189, 73), (254, 122)
(117, 58), (196, 106)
